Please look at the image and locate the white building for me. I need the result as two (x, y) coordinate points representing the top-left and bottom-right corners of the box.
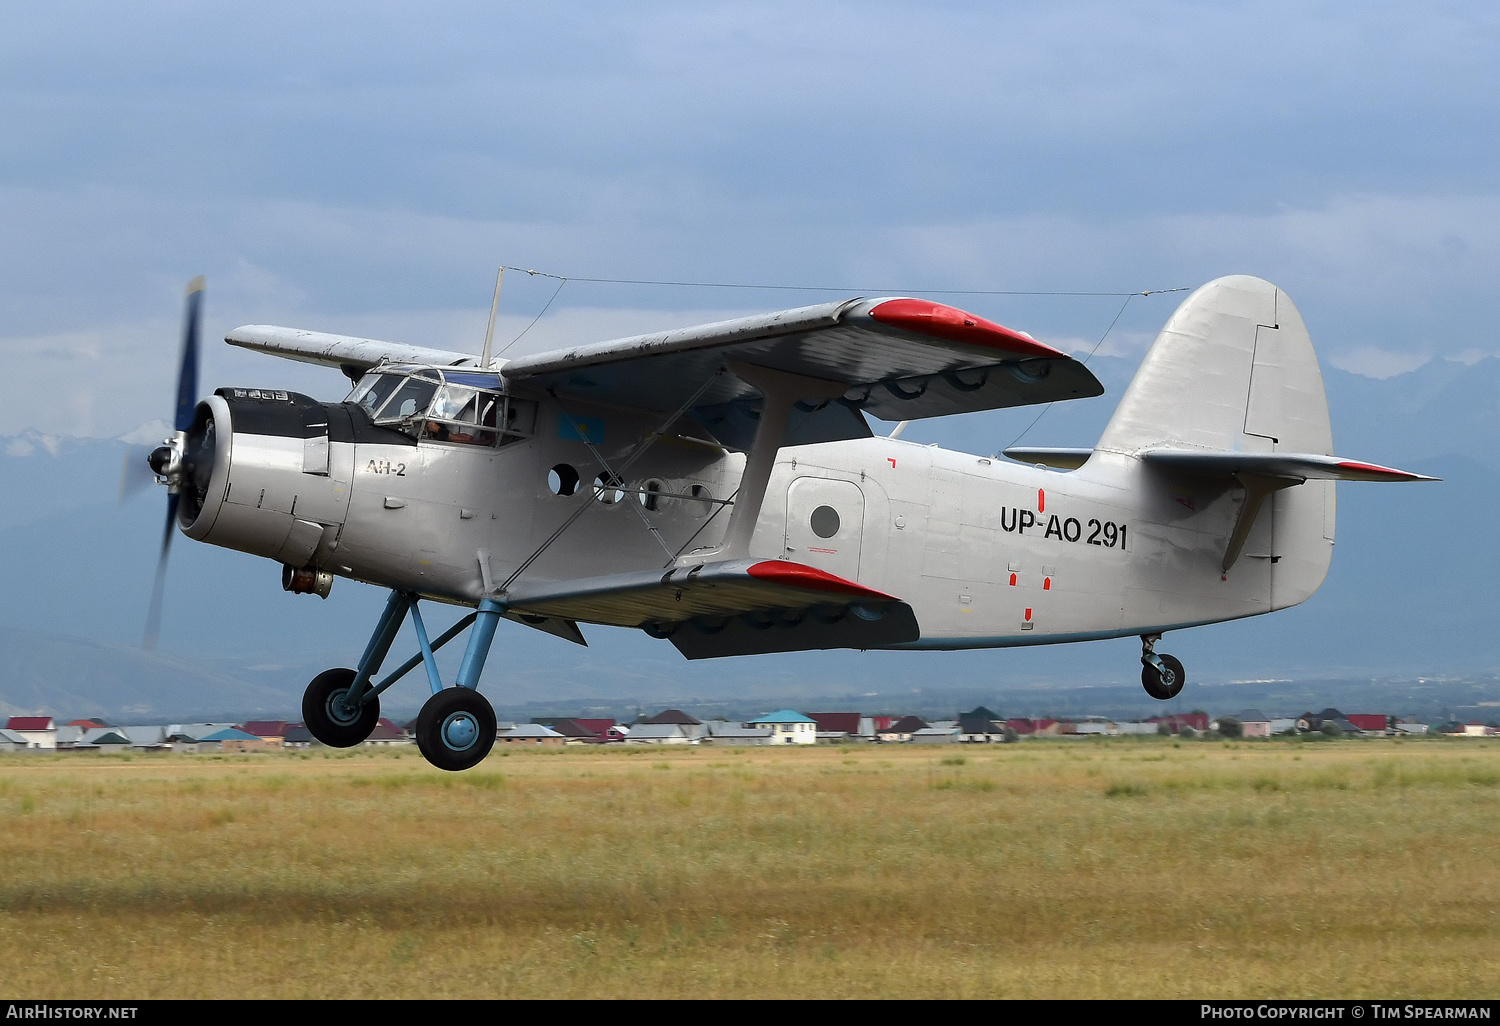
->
(749, 710), (817, 745)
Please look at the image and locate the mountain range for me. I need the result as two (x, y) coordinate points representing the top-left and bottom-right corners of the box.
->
(2, 353), (1495, 722)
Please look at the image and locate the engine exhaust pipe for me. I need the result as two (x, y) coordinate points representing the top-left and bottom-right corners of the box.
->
(282, 564), (334, 599)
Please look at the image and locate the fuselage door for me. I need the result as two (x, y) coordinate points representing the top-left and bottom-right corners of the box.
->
(784, 477), (865, 583)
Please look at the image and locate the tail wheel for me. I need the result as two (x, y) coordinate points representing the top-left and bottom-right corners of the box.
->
(416, 688), (497, 771)
(303, 668), (380, 747)
(1141, 654), (1186, 701)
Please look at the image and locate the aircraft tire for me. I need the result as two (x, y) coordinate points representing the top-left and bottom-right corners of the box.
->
(303, 668), (381, 747)
(416, 687), (497, 772)
(1141, 654), (1186, 701)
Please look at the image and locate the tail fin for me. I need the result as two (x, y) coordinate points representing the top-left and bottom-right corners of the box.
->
(1101, 276), (1336, 612)
(1096, 275), (1333, 457)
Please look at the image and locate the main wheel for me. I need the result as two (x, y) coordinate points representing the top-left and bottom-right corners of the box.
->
(302, 668), (381, 747)
(1141, 654), (1186, 701)
(415, 688), (497, 771)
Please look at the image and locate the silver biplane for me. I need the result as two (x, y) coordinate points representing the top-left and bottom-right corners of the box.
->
(142, 275), (1432, 769)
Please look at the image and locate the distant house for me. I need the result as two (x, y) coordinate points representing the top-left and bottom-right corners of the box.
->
(705, 721), (773, 745)
(542, 719), (614, 743)
(199, 727), (273, 753)
(1006, 718), (1062, 737)
(241, 721), (290, 744)
(1150, 714), (1210, 735)
(166, 724), (242, 753)
(1463, 722), (1499, 737)
(1229, 710), (1273, 738)
(910, 726), (960, 744)
(749, 710), (817, 745)
(809, 712), (861, 741)
(0, 729), (33, 752)
(1392, 721), (1429, 735)
(5, 716), (56, 750)
(958, 707), (1007, 743)
(495, 723), (565, 745)
(626, 710), (707, 745)
(284, 724), (314, 746)
(878, 716), (928, 743)
(1346, 714), (1392, 735)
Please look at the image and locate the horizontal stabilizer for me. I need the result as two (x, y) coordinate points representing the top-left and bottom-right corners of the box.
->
(1002, 446), (1093, 469)
(504, 559), (920, 659)
(226, 325), (476, 377)
(1141, 449), (1438, 483)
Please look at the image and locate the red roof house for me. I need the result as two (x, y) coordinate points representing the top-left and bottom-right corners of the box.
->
(809, 712), (862, 734)
(241, 720), (290, 740)
(1346, 714), (1390, 733)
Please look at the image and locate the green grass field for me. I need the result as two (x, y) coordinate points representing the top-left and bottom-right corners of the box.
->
(1, 737), (1497, 998)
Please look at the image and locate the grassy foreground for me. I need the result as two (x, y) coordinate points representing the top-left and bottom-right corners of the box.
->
(1, 737), (1497, 999)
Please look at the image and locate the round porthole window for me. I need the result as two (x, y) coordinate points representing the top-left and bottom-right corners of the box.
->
(594, 472), (625, 504)
(548, 464), (580, 496)
(810, 505), (840, 538)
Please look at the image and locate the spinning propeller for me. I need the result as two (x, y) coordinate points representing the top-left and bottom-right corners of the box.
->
(137, 276), (204, 650)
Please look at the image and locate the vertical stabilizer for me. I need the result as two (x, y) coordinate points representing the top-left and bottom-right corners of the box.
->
(1097, 275), (1333, 457)
(1101, 276), (1336, 613)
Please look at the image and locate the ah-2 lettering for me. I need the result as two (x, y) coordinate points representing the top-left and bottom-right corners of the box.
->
(366, 459), (406, 476)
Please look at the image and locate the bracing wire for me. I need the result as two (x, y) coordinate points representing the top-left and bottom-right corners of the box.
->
(1004, 292), (1137, 451)
(495, 273), (568, 356)
(499, 265), (1188, 299)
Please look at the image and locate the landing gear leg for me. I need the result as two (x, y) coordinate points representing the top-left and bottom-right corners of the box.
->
(1140, 633), (1185, 701)
(301, 593), (505, 764)
(414, 598), (504, 771)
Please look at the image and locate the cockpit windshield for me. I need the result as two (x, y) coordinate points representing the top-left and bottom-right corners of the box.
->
(344, 367), (536, 448)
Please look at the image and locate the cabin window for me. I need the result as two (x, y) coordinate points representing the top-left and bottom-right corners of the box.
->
(348, 373), (406, 417)
(687, 484), (714, 519)
(639, 479), (665, 512)
(548, 464), (580, 496)
(594, 472), (625, 504)
(373, 375), (440, 424)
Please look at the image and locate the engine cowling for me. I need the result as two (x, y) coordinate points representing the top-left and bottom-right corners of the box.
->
(178, 389), (354, 571)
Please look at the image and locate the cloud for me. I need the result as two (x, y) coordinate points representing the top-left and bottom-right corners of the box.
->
(1327, 346), (1433, 379)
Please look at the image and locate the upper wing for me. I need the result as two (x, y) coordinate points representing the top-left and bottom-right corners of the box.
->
(225, 325), (477, 378)
(500, 298), (1103, 423)
(1140, 449), (1438, 482)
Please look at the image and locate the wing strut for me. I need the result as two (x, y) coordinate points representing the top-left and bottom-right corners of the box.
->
(497, 368), (727, 593)
(683, 360), (847, 564)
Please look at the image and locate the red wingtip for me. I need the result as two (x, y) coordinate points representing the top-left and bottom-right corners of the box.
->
(1336, 460), (1425, 480)
(868, 299), (1065, 359)
(747, 561), (899, 600)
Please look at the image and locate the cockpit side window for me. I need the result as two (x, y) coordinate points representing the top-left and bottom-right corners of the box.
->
(349, 373), (405, 417)
(374, 376), (439, 424)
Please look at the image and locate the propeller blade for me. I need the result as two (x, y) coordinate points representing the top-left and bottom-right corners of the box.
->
(118, 445), (156, 503)
(144, 276), (204, 649)
(175, 276), (204, 432)
(143, 493), (179, 650)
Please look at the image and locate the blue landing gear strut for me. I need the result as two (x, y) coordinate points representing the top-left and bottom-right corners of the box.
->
(300, 591), (504, 770)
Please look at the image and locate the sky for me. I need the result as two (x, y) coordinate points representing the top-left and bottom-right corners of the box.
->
(3, 1), (1498, 438)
